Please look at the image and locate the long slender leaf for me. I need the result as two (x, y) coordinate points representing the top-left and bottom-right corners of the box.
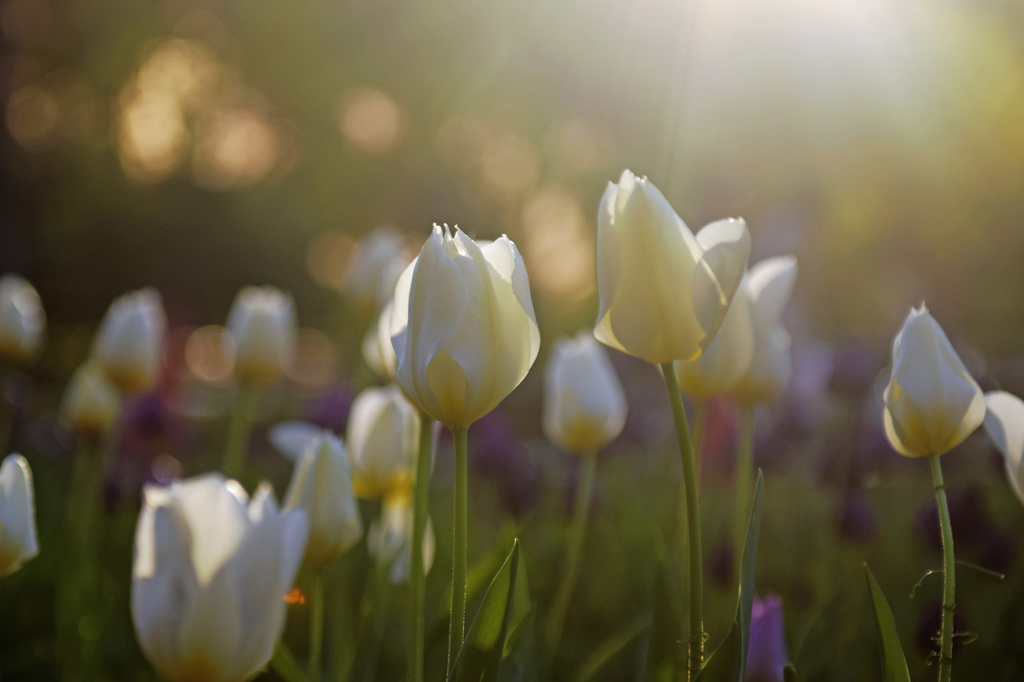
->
(448, 539), (522, 682)
(574, 616), (650, 682)
(696, 470), (765, 682)
(864, 564), (911, 682)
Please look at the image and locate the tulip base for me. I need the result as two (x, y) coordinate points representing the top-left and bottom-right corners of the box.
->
(929, 453), (955, 682)
(660, 364), (704, 680)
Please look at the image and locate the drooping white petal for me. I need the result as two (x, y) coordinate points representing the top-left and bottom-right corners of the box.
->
(268, 421), (323, 462)
(983, 391), (1024, 505)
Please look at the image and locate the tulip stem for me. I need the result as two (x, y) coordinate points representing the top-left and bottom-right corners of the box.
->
(309, 568), (325, 682)
(545, 449), (598, 656)
(222, 384), (257, 479)
(447, 426), (469, 674)
(929, 453), (955, 682)
(660, 364), (704, 680)
(734, 406), (755, 581)
(408, 414), (434, 682)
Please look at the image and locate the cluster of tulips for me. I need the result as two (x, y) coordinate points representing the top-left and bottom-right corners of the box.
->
(2, 169), (1024, 682)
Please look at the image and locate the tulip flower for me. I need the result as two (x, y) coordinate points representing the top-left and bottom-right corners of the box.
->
(391, 224), (539, 666)
(729, 256), (798, 406)
(131, 473), (308, 682)
(746, 594), (790, 682)
(0, 453), (39, 577)
(93, 288), (166, 394)
(882, 305), (984, 459)
(0, 274), (45, 365)
(283, 431), (362, 566)
(390, 224), (540, 429)
(61, 361), (121, 436)
(594, 169), (751, 365)
(346, 384), (420, 499)
(543, 331), (627, 454)
(224, 286), (297, 385)
(367, 494), (436, 584)
(882, 304), (982, 682)
(362, 299), (398, 381)
(345, 224), (411, 313)
(982, 390), (1024, 506)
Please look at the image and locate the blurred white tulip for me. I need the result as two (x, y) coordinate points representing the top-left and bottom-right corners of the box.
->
(60, 361), (122, 436)
(0, 274), (45, 365)
(225, 286), (297, 385)
(982, 391), (1024, 506)
(882, 305), (984, 458)
(283, 431), (362, 565)
(367, 494), (435, 584)
(543, 332), (627, 453)
(0, 453), (39, 577)
(93, 288), (166, 394)
(346, 384), (420, 499)
(362, 299), (398, 381)
(131, 474), (307, 682)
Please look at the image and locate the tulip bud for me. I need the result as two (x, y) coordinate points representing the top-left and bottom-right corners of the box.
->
(93, 288), (166, 394)
(0, 454), (39, 577)
(882, 305), (984, 458)
(344, 225), (411, 313)
(131, 474), (308, 682)
(0, 274), (45, 365)
(346, 384), (420, 499)
(594, 170), (751, 365)
(746, 593), (790, 682)
(390, 225), (540, 429)
(729, 257), (798, 405)
(362, 299), (398, 381)
(60, 361), (121, 436)
(675, 284), (755, 401)
(367, 494), (436, 584)
(283, 432), (362, 565)
(225, 286), (297, 385)
(981, 390), (1024, 506)
(543, 332), (627, 453)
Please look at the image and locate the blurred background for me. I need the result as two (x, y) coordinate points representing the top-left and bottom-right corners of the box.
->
(3, 0), (1024, 679)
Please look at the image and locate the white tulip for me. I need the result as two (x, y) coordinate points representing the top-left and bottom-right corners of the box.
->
(390, 225), (540, 429)
(543, 332), (627, 453)
(60, 361), (121, 435)
(93, 288), (166, 394)
(283, 431), (362, 565)
(346, 384), (420, 499)
(0, 454), (39, 577)
(729, 256), (798, 405)
(362, 299), (398, 381)
(346, 225), (410, 312)
(131, 474), (307, 682)
(367, 495), (435, 585)
(882, 305), (984, 458)
(0, 274), (45, 365)
(594, 170), (751, 365)
(225, 286), (297, 385)
(982, 391), (1024, 506)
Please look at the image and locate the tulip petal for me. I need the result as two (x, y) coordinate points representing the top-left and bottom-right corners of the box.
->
(745, 256), (798, 331)
(690, 218), (752, 347)
(171, 475), (250, 584)
(389, 259), (417, 360)
(269, 421), (323, 462)
(983, 391), (1024, 505)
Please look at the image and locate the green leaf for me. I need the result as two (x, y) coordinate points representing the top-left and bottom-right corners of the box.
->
(864, 564), (911, 682)
(696, 470), (764, 682)
(783, 663), (798, 682)
(270, 641), (308, 682)
(448, 539), (522, 682)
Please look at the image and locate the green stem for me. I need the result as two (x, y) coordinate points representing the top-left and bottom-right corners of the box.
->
(222, 384), (257, 479)
(408, 414), (433, 682)
(363, 562), (392, 682)
(447, 427), (469, 674)
(309, 569), (325, 682)
(692, 402), (706, 480)
(660, 364), (704, 680)
(545, 450), (599, 655)
(929, 453), (955, 682)
(734, 406), (755, 581)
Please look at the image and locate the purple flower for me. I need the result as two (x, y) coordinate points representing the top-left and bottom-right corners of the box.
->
(746, 593), (789, 682)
